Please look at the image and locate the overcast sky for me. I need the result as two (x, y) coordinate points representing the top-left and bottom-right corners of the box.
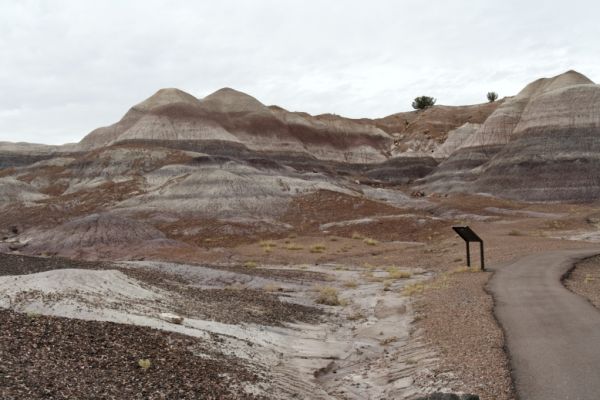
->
(1, 0), (599, 145)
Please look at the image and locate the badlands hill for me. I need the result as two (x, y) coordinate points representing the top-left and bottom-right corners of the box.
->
(0, 70), (599, 258)
(419, 70), (600, 201)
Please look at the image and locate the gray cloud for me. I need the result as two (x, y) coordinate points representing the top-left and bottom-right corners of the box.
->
(1, 0), (599, 144)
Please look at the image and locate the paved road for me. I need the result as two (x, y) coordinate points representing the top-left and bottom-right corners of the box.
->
(490, 249), (600, 400)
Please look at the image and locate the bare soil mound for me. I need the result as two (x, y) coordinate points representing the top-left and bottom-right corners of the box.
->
(24, 213), (183, 258)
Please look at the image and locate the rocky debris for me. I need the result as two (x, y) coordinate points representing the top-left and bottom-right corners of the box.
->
(415, 271), (514, 400)
(0, 253), (323, 327)
(159, 284), (323, 327)
(0, 309), (261, 399)
(0, 253), (108, 276)
(158, 312), (184, 324)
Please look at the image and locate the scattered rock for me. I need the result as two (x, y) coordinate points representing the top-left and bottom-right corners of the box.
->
(159, 312), (184, 325)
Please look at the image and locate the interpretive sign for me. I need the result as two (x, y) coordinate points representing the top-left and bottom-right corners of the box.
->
(452, 226), (485, 270)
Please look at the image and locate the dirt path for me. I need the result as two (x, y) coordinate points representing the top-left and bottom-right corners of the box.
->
(489, 249), (600, 400)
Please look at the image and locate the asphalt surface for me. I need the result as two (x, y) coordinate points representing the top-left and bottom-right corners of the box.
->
(490, 249), (600, 400)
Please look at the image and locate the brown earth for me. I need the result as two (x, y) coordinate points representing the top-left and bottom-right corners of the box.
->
(0, 309), (262, 400)
(565, 255), (600, 309)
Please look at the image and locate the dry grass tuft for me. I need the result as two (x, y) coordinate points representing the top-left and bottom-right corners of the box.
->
(310, 244), (327, 254)
(452, 266), (482, 274)
(244, 261), (258, 268)
(315, 286), (341, 306)
(351, 232), (364, 240)
(343, 280), (358, 288)
(259, 240), (276, 253)
(387, 266), (412, 279)
(263, 283), (281, 292)
(402, 282), (426, 296)
(347, 310), (366, 321)
(383, 279), (393, 291)
(380, 336), (399, 346)
(363, 237), (379, 246)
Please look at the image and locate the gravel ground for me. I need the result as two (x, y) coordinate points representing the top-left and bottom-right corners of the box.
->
(117, 264), (323, 326)
(0, 253), (322, 398)
(0, 253), (323, 326)
(414, 270), (514, 400)
(565, 255), (600, 308)
(222, 264), (330, 283)
(0, 309), (262, 399)
(0, 253), (108, 275)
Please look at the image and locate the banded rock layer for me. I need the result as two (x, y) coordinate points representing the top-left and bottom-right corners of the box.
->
(79, 88), (393, 164)
(420, 70), (600, 201)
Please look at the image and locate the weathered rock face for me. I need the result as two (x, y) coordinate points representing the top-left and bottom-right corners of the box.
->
(473, 82), (600, 201)
(116, 158), (352, 218)
(0, 142), (78, 168)
(78, 88), (394, 163)
(364, 157), (439, 185)
(431, 123), (481, 159)
(465, 70), (593, 149)
(420, 70), (600, 202)
(377, 102), (499, 157)
(23, 213), (182, 257)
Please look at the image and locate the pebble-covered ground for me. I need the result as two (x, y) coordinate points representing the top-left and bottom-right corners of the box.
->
(0, 309), (262, 399)
(0, 253), (326, 399)
(0, 253), (108, 275)
(0, 253), (323, 326)
(414, 270), (515, 400)
(565, 255), (600, 308)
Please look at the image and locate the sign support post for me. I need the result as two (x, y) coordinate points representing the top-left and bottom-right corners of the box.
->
(452, 226), (485, 271)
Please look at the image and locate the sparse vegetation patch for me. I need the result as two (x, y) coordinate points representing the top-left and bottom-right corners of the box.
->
(310, 244), (327, 253)
(315, 286), (341, 306)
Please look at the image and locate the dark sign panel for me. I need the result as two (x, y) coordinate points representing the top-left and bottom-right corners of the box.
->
(452, 226), (483, 243)
(452, 226), (485, 270)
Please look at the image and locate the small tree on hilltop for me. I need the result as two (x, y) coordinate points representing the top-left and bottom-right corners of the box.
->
(412, 96), (436, 110)
(487, 92), (499, 102)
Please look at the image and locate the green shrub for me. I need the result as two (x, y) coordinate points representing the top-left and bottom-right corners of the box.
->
(487, 91), (499, 102)
(412, 96), (436, 110)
